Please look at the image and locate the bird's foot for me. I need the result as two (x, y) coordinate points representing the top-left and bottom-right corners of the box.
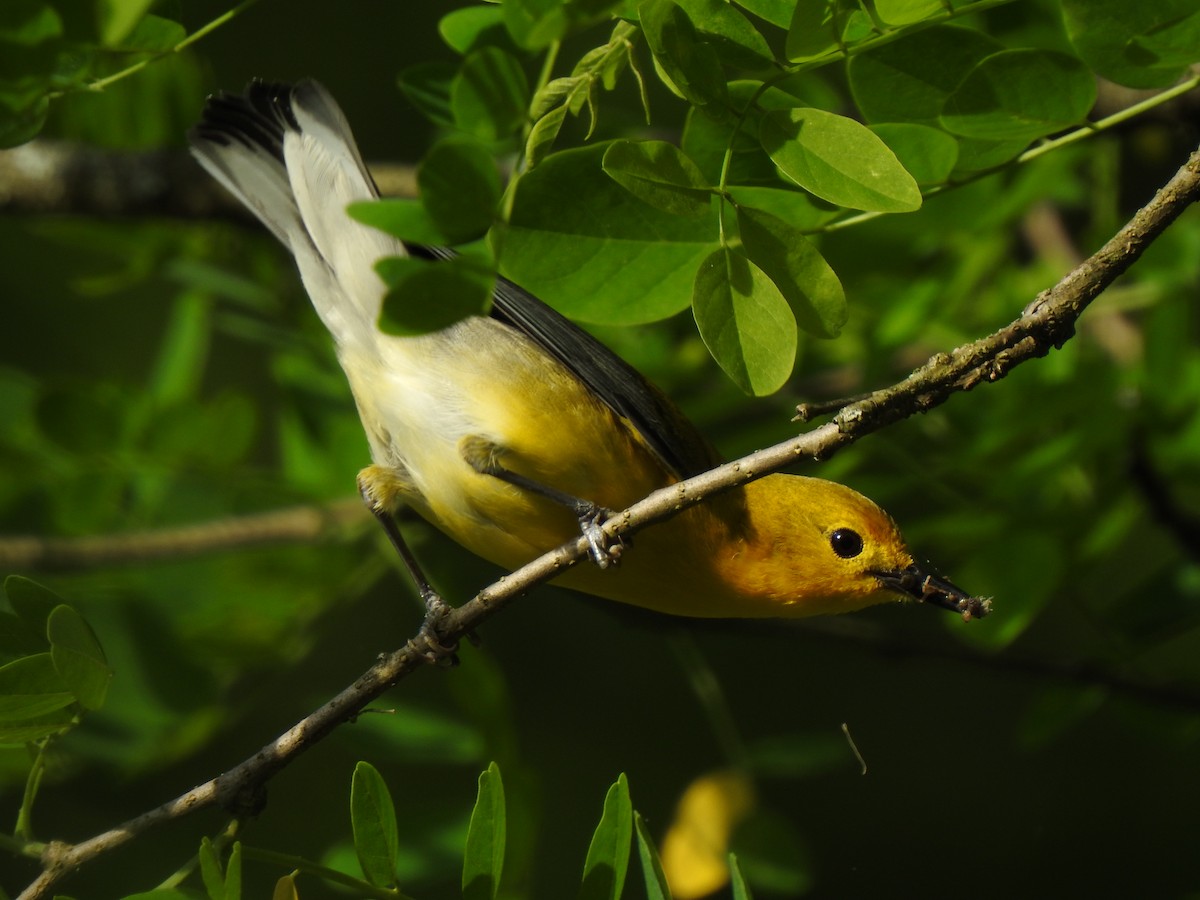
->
(579, 506), (625, 570)
(416, 590), (460, 667)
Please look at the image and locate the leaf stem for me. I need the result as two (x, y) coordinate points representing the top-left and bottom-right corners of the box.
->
(239, 845), (416, 900)
(14, 740), (50, 842)
(51, 0), (261, 98)
(822, 72), (1200, 234)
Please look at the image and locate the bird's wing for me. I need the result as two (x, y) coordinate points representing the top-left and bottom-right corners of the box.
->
(412, 245), (722, 481)
(191, 80), (720, 481)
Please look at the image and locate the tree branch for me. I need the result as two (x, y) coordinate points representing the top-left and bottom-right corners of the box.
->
(0, 141), (416, 220)
(17, 146), (1200, 900)
(0, 500), (369, 572)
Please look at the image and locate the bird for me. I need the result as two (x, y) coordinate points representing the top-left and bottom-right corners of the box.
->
(188, 79), (988, 626)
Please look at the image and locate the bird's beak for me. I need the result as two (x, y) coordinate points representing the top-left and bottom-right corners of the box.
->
(874, 564), (992, 621)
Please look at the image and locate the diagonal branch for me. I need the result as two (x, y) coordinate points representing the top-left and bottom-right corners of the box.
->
(17, 145), (1200, 900)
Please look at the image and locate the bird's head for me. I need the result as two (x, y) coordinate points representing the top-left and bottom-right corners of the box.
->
(740, 475), (990, 620)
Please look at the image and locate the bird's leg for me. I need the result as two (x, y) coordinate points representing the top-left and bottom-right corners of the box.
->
(357, 466), (459, 666)
(459, 437), (624, 569)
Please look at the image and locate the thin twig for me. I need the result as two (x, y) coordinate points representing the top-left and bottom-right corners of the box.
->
(17, 146), (1200, 900)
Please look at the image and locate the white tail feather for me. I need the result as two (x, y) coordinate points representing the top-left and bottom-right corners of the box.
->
(189, 81), (405, 349)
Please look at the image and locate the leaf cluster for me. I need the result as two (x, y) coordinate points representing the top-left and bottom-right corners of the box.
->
(350, 0), (1200, 393)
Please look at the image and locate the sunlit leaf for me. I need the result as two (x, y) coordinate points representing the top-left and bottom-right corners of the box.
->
(729, 853), (754, 900)
(759, 107), (922, 212)
(503, 143), (718, 324)
(634, 812), (671, 900)
(578, 774), (633, 900)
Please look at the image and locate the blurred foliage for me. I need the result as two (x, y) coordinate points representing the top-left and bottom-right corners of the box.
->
(1, 0), (1199, 898)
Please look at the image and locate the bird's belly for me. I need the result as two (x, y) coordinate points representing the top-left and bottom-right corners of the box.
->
(341, 318), (668, 571)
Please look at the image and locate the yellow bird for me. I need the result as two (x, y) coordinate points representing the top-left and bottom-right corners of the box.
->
(189, 80), (988, 623)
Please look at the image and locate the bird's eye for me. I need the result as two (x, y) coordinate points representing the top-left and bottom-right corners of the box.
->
(829, 528), (864, 559)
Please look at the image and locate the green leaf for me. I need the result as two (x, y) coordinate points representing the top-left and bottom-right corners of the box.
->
(602, 140), (712, 217)
(199, 837), (224, 900)
(673, 0), (775, 68)
(735, 205), (846, 338)
(869, 123), (959, 185)
(419, 136), (501, 244)
(1061, 0), (1200, 89)
(0, 611), (45, 656)
(525, 104), (568, 169)
(759, 107), (922, 212)
(847, 25), (1003, 124)
(726, 185), (839, 231)
(348, 199), (448, 246)
(692, 246), (797, 395)
(463, 761), (506, 900)
(940, 49), (1096, 142)
(785, 0), (844, 63)
(351, 761), (400, 888)
(399, 62), (457, 127)
(634, 812), (671, 900)
(873, 0), (943, 26)
(0, 709), (74, 744)
(439, 5), (508, 54)
(503, 143), (719, 324)
(578, 774), (633, 900)
(98, 0), (156, 46)
(451, 47), (530, 141)
(639, 0), (730, 117)
(0, 653), (74, 720)
(729, 852), (754, 900)
(376, 254), (494, 336)
(225, 843), (242, 900)
(113, 14), (185, 52)
(0, 94), (49, 148)
(729, 811), (812, 895)
(0, 1), (62, 44)
(48, 605), (111, 711)
(731, 0), (792, 30)
(503, 0), (566, 49)
(5, 576), (62, 638)
(272, 874), (299, 900)
(951, 135), (1028, 176)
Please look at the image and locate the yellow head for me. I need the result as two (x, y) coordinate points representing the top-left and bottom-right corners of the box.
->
(707, 475), (987, 619)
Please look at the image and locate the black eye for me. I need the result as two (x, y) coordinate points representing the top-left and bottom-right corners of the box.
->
(829, 528), (864, 559)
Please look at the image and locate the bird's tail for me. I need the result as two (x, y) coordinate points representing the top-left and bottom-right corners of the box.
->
(189, 79), (402, 347)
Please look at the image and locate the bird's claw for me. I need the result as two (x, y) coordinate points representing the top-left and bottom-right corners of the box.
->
(580, 507), (624, 569)
(417, 590), (460, 667)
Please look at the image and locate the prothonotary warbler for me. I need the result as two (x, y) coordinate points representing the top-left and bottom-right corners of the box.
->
(189, 80), (989, 624)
